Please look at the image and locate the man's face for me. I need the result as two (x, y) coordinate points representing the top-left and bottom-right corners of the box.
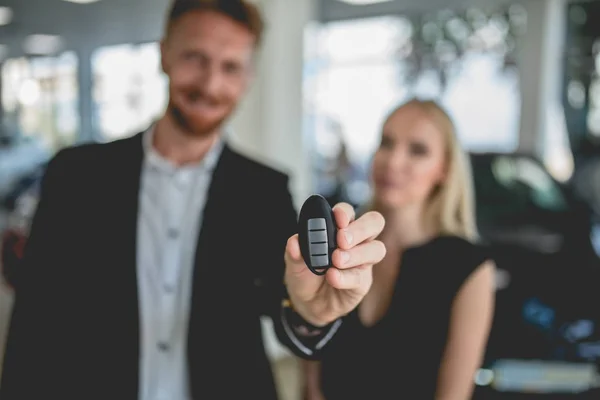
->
(161, 10), (255, 137)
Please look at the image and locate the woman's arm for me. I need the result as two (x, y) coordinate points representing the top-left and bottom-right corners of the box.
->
(435, 260), (495, 400)
(301, 360), (326, 400)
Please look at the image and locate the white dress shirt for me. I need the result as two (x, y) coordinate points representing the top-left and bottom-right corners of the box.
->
(136, 127), (223, 400)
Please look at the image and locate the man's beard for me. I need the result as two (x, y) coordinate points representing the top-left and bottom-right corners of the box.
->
(168, 98), (228, 138)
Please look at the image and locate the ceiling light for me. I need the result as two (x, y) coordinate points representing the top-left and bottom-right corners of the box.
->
(0, 7), (13, 26)
(18, 79), (41, 106)
(23, 34), (64, 55)
(337, 0), (393, 4)
(61, 0), (101, 3)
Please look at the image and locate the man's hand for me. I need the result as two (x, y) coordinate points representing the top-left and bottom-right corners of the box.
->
(284, 203), (386, 326)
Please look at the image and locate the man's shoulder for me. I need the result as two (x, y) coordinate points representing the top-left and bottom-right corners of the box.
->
(51, 134), (141, 172)
(52, 142), (105, 167)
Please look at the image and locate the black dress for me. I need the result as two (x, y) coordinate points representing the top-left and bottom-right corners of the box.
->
(320, 235), (490, 400)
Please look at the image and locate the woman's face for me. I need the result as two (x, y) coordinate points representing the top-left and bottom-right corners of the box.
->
(371, 106), (447, 210)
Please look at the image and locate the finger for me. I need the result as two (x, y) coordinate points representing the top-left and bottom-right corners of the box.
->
(337, 211), (385, 250)
(326, 264), (373, 291)
(332, 240), (386, 270)
(332, 203), (355, 230)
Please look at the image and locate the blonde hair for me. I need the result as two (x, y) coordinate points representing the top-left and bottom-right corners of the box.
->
(370, 98), (478, 241)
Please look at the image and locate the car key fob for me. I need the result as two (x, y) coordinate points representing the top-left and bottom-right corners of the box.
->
(298, 194), (338, 276)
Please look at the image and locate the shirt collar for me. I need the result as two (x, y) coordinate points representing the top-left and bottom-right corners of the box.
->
(142, 125), (224, 174)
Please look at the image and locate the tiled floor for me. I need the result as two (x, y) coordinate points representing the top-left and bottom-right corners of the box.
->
(273, 356), (302, 400)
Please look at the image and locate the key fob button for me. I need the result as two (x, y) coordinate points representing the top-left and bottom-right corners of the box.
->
(308, 218), (328, 267)
(298, 195), (338, 276)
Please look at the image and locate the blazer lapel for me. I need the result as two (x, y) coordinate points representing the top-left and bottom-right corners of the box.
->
(103, 132), (144, 397)
(186, 144), (241, 383)
(192, 143), (237, 284)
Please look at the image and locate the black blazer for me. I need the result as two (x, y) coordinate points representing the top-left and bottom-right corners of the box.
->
(1, 132), (327, 399)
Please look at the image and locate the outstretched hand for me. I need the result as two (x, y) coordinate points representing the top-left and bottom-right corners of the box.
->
(284, 203), (386, 326)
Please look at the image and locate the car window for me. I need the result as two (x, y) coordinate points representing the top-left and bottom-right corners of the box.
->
(473, 155), (569, 221)
(493, 156), (568, 211)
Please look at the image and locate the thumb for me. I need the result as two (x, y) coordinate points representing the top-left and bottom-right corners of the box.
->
(286, 234), (302, 261)
(284, 234), (305, 276)
(285, 234), (324, 295)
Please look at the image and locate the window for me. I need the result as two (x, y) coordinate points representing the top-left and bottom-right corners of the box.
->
(1, 51), (79, 151)
(304, 7), (527, 205)
(303, 17), (405, 205)
(563, 1), (600, 155)
(92, 42), (167, 141)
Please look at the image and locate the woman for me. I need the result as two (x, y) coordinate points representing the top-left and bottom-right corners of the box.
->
(303, 99), (495, 400)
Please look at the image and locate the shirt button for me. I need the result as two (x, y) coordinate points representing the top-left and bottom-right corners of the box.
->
(167, 228), (179, 239)
(157, 342), (170, 352)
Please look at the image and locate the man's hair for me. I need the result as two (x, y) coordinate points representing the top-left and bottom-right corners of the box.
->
(165, 0), (264, 44)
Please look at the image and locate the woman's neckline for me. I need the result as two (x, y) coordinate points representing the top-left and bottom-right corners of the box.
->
(402, 234), (450, 253)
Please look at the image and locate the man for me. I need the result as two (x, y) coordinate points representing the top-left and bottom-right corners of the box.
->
(0, 1), (386, 399)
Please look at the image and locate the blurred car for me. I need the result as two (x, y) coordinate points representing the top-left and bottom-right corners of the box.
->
(1, 161), (47, 211)
(470, 152), (600, 397)
(471, 152), (598, 261)
(0, 134), (48, 287)
(0, 135), (51, 203)
(0, 165), (43, 289)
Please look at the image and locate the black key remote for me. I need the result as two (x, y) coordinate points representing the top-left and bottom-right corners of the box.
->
(298, 194), (338, 276)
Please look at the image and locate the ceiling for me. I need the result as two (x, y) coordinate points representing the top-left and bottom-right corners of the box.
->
(0, 0), (169, 58)
(319, 0), (518, 22)
(1, 0), (598, 60)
